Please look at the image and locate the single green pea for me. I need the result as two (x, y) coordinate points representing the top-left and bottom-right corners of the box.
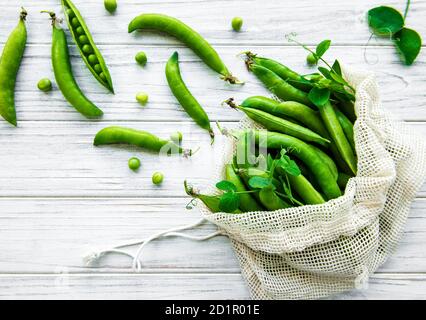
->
(79, 35), (89, 45)
(128, 157), (141, 171)
(170, 131), (183, 144)
(152, 172), (164, 185)
(37, 78), (52, 92)
(104, 0), (118, 14)
(99, 72), (107, 81)
(136, 92), (149, 106)
(66, 9), (74, 18)
(307, 53), (317, 66)
(232, 17), (243, 31)
(76, 26), (85, 35)
(135, 51), (147, 66)
(71, 17), (80, 28)
(88, 54), (99, 65)
(94, 64), (102, 73)
(82, 44), (93, 54)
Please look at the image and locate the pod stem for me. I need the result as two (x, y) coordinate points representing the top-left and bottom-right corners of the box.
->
(41, 10), (60, 26)
(209, 130), (215, 145)
(221, 74), (244, 85)
(20, 7), (28, 21)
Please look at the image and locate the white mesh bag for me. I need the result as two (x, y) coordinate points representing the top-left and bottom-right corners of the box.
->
(198, 67), (426, 299)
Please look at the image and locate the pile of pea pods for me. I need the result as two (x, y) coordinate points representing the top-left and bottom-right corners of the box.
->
(0, 1), (357, 209)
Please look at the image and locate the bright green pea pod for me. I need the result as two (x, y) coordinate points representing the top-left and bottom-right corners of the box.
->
(225, 164), (263, 212)
(184, 181), (241, 214)
(240, 96), (352, 175)
(166, 52), (214, 141)
(310, 145), (339, 181)
(62, 0), (114, 93)
(0, 9), (27, 126)
(334, 107), (356, 152)
(227, 100), (330, 147)
(245, 53), (311, 92)
(241, 96), (323, 133)
(94, 126), (192, 156)
(259, 185), (291, 211)
(337, 100), (356, 123)
(46, 13), (103, 119)
(318, 102), (357, 175)
(287, 174), (325, 205)
(248, 64), (314, 107)
(128, 13), (239, 84)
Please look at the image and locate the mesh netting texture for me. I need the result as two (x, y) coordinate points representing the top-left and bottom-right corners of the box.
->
(197, 67), (426, 299)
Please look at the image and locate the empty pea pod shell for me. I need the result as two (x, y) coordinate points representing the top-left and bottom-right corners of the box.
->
(62, 0), (114, 93)
(0, 8), (27, 126)
(128, 13), (240, 84)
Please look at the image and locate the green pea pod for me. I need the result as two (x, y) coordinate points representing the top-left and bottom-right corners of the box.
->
(166, 52), (214, 141)
(128, 14), (239, 84)
(287, 174), (325, 205)
(245, 53), (311, 92)
(94, 126), (192, 156)
(227, 99), (329, 147)
(184, 181), (241, 214)
(62, 0), (114, 93)
(43, 12), (103, 119)
(241, 96), (323, 133)
(0, 8), (27, 126)
(318, 102), (357, 175)
(225, 164), (263, 212)
(239, 96), (353, 175)
(337, 172), (351, 190)
(334, 107), (356, 152)
(259, 185), (291, 211)
(310, 145), (339, 181)
(231, 130), (342, 200)
(248, 64), (314, 107)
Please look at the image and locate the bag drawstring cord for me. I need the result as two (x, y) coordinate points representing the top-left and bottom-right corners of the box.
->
(83, 218), (224, 272)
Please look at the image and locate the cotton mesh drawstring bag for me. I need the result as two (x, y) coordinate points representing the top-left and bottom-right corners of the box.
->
(196, 66), (426, 299)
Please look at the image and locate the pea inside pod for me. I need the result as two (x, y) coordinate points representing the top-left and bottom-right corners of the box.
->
(61, 0), (114, 93)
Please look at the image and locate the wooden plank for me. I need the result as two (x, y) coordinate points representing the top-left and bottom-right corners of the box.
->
(0, 121), (424, 197)
(1, 0), (425, 46)
(0, 273), (425, 300)
(0, 197), (424, 274)
(6, 45), (426, 122)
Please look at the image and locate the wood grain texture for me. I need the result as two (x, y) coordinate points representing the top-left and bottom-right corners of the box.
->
(0, 274), (425, 300)
(0, 198), (425, 274)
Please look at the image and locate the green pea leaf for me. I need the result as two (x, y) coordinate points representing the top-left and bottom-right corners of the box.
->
(393, 27), (422, 65)
(219, 192), (240, 213)
(248, 176), (271, 189)
(308, 87), (331, 107)
(368, 6), (404, 36)
(315, 40), (331, 58)
(318, 67), (331, 79)
(277, 154), (301, 177)
(216, 180), (237, 192)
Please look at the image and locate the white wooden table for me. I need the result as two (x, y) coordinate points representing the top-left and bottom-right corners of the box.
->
(0, 0), (425, 300)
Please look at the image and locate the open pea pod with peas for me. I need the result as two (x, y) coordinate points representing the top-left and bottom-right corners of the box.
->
(61, 0), (114, 93)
